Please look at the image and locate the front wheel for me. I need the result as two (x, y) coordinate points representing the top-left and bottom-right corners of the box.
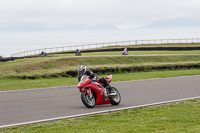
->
(81, 91), (96, 108)
(109, 87), (121, 105)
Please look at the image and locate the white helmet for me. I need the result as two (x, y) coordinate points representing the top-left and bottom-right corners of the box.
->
(77, 65), (87, 77)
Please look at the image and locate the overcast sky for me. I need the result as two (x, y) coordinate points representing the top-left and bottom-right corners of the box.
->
(0, 0), (199, 30)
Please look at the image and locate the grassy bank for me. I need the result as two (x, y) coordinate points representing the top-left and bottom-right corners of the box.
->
(1, 98), (200, 132)
(1, 54), (200, 79)
(1, 68), (200, 91)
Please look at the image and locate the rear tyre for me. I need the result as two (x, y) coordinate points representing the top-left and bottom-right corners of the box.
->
(81, 91), (95, 108)
(109, 87), (121, 105)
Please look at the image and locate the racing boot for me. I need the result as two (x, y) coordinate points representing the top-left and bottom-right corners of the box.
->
(105, 84), (116, 97)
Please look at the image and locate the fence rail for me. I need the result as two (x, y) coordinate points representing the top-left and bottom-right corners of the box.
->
(11, 38), (200, 57)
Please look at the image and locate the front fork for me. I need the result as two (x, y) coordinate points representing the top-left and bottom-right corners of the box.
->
(83, 88), (92, 98)
(103, 88), (109, 99)
(89, 88), (93, 99)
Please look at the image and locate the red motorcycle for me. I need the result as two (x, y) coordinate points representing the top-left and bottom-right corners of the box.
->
(77, 75), (121, 108)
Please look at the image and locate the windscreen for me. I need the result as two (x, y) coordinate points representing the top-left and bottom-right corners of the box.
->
(80, 75), (88, 83)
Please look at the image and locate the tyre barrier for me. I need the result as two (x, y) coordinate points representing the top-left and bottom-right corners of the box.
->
(0, 57), (23, 62)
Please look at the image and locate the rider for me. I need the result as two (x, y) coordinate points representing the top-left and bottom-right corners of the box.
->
(77, 65), (111, 93)
(76, 49), (81, 54)
(124, 48), (128, 53)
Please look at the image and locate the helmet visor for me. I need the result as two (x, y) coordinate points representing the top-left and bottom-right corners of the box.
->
(78, 69), (85, 77)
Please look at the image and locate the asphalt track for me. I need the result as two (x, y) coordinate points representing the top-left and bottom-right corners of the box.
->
(0, 75), (200, 128)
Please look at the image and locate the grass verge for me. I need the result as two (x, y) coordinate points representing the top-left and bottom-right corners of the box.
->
(1, 99), (200, 132)
(1, 68), (200, 91)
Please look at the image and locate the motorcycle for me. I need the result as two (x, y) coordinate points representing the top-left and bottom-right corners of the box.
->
(122, 50), (128, 55)
(75, 51), (82, 56)
(77, 75), (121, 108)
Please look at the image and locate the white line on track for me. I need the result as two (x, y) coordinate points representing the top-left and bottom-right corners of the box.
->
(1, 95), (200, 129)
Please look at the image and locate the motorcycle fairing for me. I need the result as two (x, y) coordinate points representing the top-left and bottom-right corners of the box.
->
(105, 75), (112, 83)
(84, 83), (110, 105)
(78, 76), (91, 89)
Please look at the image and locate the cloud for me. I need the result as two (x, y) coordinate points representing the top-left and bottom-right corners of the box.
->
(0, 0), (199, 31)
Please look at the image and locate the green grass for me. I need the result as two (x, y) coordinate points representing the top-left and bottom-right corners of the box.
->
(1, 99), (200, 132)
(1, 68), (200, 91)
(1, 54), (200, 79)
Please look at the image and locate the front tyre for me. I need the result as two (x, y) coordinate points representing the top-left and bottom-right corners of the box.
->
(81, 91), (96, 108)
(109, 87), (121, 105)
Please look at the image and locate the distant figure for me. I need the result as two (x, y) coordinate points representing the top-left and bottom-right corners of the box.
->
(75, 49), (81, 56)
(40, 51), (47, 57)
(122, 48), (128, 55)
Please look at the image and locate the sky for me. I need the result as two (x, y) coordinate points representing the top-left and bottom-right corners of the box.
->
(0, 0), (200, 30)
(0, 0), (200, 57)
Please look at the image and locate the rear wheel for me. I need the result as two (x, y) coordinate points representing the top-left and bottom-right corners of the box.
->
(109, 87), (121, 105)
(81, 91), (96, 108)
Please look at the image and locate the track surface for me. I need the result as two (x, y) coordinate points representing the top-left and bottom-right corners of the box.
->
(0, 75), (200, 127)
